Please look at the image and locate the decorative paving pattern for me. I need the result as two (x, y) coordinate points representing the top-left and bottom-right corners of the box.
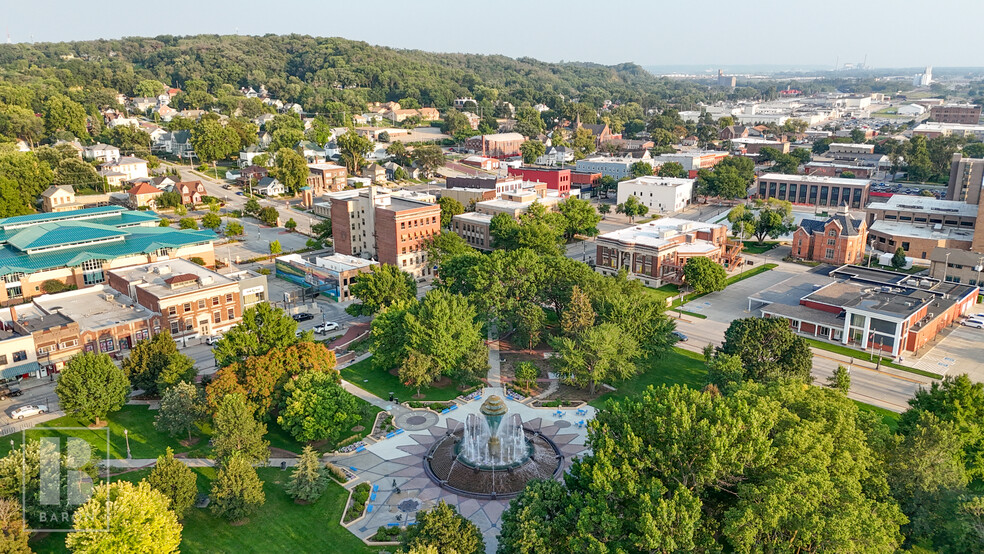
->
(327, 387), (596, 554)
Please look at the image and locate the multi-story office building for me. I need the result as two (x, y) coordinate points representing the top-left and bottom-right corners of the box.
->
(451, 212), (495, 251)
(946, 153), (984, 205)
(329, 186), (441, 280)
(930, 104), (981, 125)
(755, 173), (870, 209)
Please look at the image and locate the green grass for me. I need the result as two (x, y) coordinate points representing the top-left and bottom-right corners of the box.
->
(805, 338), (943, 380)
(741, 241), (779, 254)
(645, 284), (680, 304)
(30, 467), (374, 554)
(340, 357), (462, 401)
(590, 347), (708, 408)
(671, 309), (707, 319)
(854, 400), (901, 432)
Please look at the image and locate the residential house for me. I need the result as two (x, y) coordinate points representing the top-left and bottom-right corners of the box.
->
(418, 107), (440, 121)
(255, 177), (285, 196)
(582, 123), (620, 146)
(128, 182), (164, 209)
(40, 186), (82, 213)
(176, 181), (206, 205)
(306, 163), (347, 194)
(461, 155), (500, 172)
(239, 145), (265, 168)
(237, 165), (269, 188)
(155, 105), (178, 121)
(82, 143), (120, 163)
(362, 163), (387, 183)
(790, 207), (868, 265)
(462, 112), (482, 130)
(99, 157), (149, 183)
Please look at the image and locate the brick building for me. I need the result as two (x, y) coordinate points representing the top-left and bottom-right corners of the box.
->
(463, 133), (525, 158)
(329, 187), (441, 281)
(306, 163), (348, 194)
(8, 310), (80, 376)
(506, 167), (571, 195)
(595, 218), (742, 288)
(930, 104), (982, 125)
(791, 208), (868, 265)
(32, 285), (161, 354)
(451, 212), (495, 251)
(107, 259), (243, 339)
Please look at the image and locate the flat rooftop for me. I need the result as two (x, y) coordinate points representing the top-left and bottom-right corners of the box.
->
(758, 173), (872, 186)
(867, 195), (977, 218)
(110, 259), (237, 299)
(598, 218), (723, 249)
(453, 212), (495, 223)
(619, 176), (694, 188)
(314, 253), (379, 272)
(33, 285), (154, 332)
(870, 220), (975, 242)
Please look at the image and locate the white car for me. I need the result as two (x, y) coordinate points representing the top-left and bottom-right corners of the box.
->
(314, 322), (339, 334)
(11, 405), (47, 420)
(204, 335), (221, 345)
(964, 319), (984, 329)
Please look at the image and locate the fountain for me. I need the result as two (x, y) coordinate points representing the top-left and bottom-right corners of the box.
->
(424, 394), (563, 499)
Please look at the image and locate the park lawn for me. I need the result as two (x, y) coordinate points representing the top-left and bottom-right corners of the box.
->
(340, 357), (461, 401)
(30, 468), (373, 554)
(645, 284), (680, 304)
(854, 400), (901, 432)
(265, 399), (381, 455)
(590, 347), (708, 408)
(741, 241), (779, 254)
(0, 404), (213, 460)
(804, 338), (944, 380)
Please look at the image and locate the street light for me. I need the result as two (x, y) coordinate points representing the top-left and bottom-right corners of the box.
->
(124, 428), (131, 459)
(942, 251), (952, 283)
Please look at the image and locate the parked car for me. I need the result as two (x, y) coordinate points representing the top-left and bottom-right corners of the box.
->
(0, 384), (23, 401)
(314, 322), (339, 334)
(963, 319), (984, 329)
(11, 405), (46, 420)
(204, 335), (221, 345)
(292, 312), (315, 322)
(671, 331), (689, 342)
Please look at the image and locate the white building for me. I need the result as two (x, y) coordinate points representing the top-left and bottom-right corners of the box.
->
(575, 156), (640, 180)
(616, 176), (695, 214)
(82, 143), (121, 163)
(536, 146), (574, 166)
(896, 104), (926, 116)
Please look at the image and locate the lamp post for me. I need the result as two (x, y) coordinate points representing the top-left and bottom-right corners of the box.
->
(124, 428), (131, 459)
(942, 251), (952, 283)
(867, 237), (876, 268)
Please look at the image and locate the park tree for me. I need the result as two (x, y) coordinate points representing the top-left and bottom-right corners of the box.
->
(695, 156), (755, 200)
(438, 196), (464, 227)
(346, 264), (418, 316)
(190, 117), (239, 163)
(286, 446), (328, 503)
(210, 454), (266, 523)
(514, 361), (540, 394)
(726, 204), (755, 239)
(53, 158), (101, 188)
(898, 374), (984, 481)
(656, 161), (686, 178)
(598, 203), (610, 218)
(513, 303), (546, 351)
(560, 285), (595, 338)
(399, 350), (437, 398)
(201, 212), (221, 230)
(66, 481), (182, 554)
(425, 231), (476, 267)
(273, 147), (309, 194)
(557, 197), (601, 240)
(311, 219), (332, 241)
(906, 135), (933, 182)
(892, 246), (907, 269)
(440, 110), (473, 138)
(268, 128), (304, 154)
(718, 317), (812, 383)
(402, 501), (485, 554)
(55, 351), (129, 425)
(284, 218), (297, 232)
(225, 220), (244, 237)
(750, 198), (794, 244)
(520, 139), (545, 164)
(337, 129), (373, 173)
(550, 322), (640, 395)
(571, 126), (596, 158)
(404, 289), (483, 375)
(148, 447), (198, 519)
(630, 161), (654, 177)
(514, 106), (546, 138)
(258, 206), (279, 226)
(244, 198), (261, 215)
(213, 303), (298, 367)
(411, 145), (446, 176)
(615, 194), (649, 222)
(154, 382), (206, 442)
(682, 257), (727, 294)
(211, 394), (270, 465)
(277, 371), (360, 443)
(0, 499), (29, 554)
(963, 142), (984, 158)
(123, 331), (196, 395)
(178, 217), (198, 230)
(828, 365), (851, 394)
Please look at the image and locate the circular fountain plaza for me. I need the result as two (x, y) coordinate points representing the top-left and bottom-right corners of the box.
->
(327, 386), (594, 548)
(424, 395), (563, 499)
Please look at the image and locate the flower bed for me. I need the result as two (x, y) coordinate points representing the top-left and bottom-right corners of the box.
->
(342, 482), (371, 524)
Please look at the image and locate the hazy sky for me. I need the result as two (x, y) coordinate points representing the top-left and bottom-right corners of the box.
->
(5, 1), (984, 69)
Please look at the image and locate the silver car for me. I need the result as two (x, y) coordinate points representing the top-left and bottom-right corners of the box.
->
(11, 405), (47, 420)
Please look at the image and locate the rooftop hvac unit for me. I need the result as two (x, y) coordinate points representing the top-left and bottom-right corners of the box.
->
(154, 265), (171, 275)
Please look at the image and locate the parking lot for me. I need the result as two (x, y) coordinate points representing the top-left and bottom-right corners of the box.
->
(910, 323), (984, 382)
(680, 263), (814, 323)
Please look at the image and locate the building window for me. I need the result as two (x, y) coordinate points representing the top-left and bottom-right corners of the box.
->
(134, 329), (149, 342)
(828, 230), (836, 236)
(198, 299), (206, 309)
(827, 238), (836, 246)
(184, 303), (191, 312)
(12, 351), (26, 362)
(0, 355), (6, 365)
(212, 296), (220, 306)
(226, 293), (233, 303)
(902, 242), (910, 251)
(168, 306), (176, 316)
(227, 308), (235, 320)
(213, 312), (221, 324)
(99, 338), (115, 352)
(170, 321), (179, 334)
(825, 248), (834, 259)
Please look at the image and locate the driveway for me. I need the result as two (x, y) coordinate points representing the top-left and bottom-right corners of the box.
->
(910, 324), (984, 382)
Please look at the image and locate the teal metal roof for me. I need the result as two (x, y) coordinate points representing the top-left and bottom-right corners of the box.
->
(6, 222), (127, 251)
(0, 208), (160, 245)
(0, 205), (124, 229)
(0, 227), (217, 277)
(0, 361), (40, 379)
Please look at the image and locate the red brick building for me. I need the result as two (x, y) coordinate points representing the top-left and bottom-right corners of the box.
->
(791, 209), (868, 265)
(463, 133), (525, 158)
(306, 163), (347, 194)
(506, 166), (571, 196)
